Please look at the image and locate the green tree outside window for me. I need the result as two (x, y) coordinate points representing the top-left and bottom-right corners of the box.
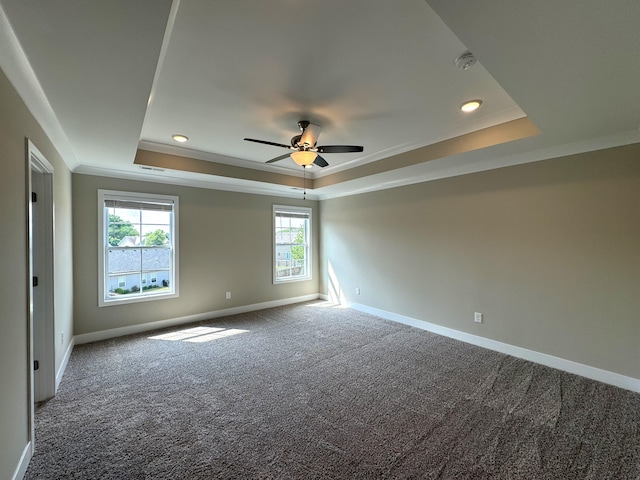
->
(143, 229), (169, 246)
(108, 214), (139, 246)
(291, 228), (305, 261)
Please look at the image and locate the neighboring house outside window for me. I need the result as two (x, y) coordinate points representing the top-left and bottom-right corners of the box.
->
(273, 205), (311, 283)
(98, 190), (179, 306)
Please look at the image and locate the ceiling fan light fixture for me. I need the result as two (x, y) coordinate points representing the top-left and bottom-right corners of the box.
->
(290, 150), (317, 166)
(171, 134), (189, 143)
(461, 99), (482, 113)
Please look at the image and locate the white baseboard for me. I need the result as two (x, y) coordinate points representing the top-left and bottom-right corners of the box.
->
(349, 302), (640, 394)
(12, 441), (32, 480)
(56, 336), (75, 393)
(74, 294), (321, 345)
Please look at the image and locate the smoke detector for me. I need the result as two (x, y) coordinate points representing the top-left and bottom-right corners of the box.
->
(455, 51), (477, 71)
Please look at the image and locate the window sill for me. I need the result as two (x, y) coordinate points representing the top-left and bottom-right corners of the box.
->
(98, 291), (178, 307)
(274, 276), (312, 285)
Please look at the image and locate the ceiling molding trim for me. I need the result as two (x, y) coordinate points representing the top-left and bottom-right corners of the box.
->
(135, 149), (306, 189)
(138, 140), (302, 177)
(74, 163), (316, 200)
(314, 130), (640, 201)
(0, 3), (78, 169)
(312, 117), (540, 189)
(141, 0), (181, 123)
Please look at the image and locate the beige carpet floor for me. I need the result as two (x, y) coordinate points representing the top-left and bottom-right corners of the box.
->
(26, 301), (640, 479)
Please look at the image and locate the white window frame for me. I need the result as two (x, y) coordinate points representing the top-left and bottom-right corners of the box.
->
(273, 205), (312, 284)
(98, 190), (179, 306)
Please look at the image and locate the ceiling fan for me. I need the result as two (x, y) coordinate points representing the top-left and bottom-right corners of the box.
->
(244, 120), (364, 168)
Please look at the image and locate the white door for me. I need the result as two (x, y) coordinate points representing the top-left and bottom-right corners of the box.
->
(29, 145), (56, 403)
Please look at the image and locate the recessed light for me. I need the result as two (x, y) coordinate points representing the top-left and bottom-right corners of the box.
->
(461, 100), (482, 113)
(171, 134), (189, 143)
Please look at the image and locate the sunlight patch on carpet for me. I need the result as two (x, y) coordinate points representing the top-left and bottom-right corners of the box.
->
(149, 326), (248, 343)
(306, 300), (349, 308)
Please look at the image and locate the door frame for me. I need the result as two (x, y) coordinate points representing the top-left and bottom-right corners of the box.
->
(26, 138), (56, 448)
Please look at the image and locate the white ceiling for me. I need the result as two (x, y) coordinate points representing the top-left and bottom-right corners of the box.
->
(1, 0), (639, 199)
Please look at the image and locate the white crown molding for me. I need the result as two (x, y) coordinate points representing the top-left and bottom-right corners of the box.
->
(74, 164), (319, 200)
(138, 140), (306, 177)
(313, 129), (640, 201)
(0, 4), (78, 170)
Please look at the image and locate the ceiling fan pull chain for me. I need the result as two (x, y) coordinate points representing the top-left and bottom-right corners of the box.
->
(303, 166), (306, 200)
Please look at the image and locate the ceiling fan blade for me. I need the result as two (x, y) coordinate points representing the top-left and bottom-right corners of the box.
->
(244, 138), (292, 149)
(265, 153), (292, 164)
(313, 155), (329, 167)
(316, 145), (364, 153)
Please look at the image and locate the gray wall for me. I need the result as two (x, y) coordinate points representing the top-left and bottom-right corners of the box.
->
(0, 68), (74, 478)
(320, 144), (640, 379)
(73, 174), (319, 335)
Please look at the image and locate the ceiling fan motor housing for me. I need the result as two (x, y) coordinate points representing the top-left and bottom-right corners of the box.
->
(299, 121), (322, 148)
(291, 134), (302, 148)
(243, 119), (363, 168)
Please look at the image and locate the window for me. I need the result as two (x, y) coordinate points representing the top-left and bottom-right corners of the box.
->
(98, 190), (179, 306)
(274, 205), (311, 283)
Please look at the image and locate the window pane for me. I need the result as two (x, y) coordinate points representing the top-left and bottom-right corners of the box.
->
(100, 190), (178, 306)
(274, 206), (311, 283)
(141, 246), (171, 270)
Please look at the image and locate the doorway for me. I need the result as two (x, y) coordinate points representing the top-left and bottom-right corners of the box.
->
(27, 139), (56, 440)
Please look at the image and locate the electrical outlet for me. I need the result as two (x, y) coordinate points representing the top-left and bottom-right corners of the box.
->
(225, 292), (231, 300)
(355, 287), (361, 295)
(474, 312), (483, 323)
